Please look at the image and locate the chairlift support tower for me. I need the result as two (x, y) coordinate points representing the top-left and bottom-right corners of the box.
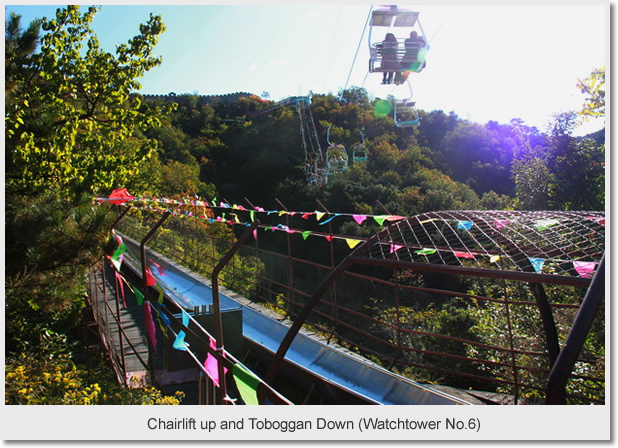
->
(258, 96), (327, 185)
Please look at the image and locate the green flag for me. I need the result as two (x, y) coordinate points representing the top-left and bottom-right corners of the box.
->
(232, 363), (261, 405)
(415, 248), (437, 255)
(111, 243), (127, 271)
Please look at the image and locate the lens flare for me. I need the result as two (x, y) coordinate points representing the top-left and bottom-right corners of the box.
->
(374, 100), (392, 117)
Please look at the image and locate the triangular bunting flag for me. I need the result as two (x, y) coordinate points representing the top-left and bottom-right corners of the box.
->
(204, 337), (228, 387)
(345, 239), (362, 249)
(145, 266), (157, 286)
(373, 215), (387, 226)
(353, 215), (367, 225)
(114, 271), (127, 308)
(454, 251), (474, 259)
(144, 302), (157, 353)
(173, 331), (188, 351)
(232, 363), (261, 405)
(533, 219), (559, 231)
(457, 220), (473, 231)
(415, 248), (437, 255)
(108, 188), (135, 205)
(173, 309), (191, 351)
(111, 243), (126, 271)
(529, 257), (545, 273)
(573, 261), (596, 278)
(134, 287), (144, 306)
(390, 244), (404, 253)
(385, 215), (406, 222)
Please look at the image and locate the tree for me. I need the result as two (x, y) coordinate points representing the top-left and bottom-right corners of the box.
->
(5, 12), (41, 94)
(6, 5), (169, 198)
(5, 7), (174, 404)
(578, 67), (605, 122)
(512, 156), (552, 210)
(546, 112), (604, 210)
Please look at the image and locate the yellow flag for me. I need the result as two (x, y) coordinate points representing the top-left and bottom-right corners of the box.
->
(346, 239), (362, 249)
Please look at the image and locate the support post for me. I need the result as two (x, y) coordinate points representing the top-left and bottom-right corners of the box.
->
(139, 212), (171, 379)
(211, 221), (260, 404)
(545, 255), (605, 404)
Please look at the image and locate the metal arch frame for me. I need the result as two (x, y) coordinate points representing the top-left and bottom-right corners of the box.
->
(264, 214), (602, 403)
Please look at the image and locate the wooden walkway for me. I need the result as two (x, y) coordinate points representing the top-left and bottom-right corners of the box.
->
(86, 262), (201, 403)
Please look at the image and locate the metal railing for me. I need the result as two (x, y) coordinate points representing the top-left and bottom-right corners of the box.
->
(114, 201), (605, 405)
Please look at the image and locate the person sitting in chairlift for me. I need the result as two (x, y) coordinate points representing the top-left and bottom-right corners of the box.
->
(379, 33), (399, 85)
(395, 31), (426, 85)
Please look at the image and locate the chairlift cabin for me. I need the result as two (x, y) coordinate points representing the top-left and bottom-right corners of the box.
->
(352, 131), (367, 163)
(368, 6), (429, 77)
(394, 99), (420, 128)
(325, 125), (349, 176)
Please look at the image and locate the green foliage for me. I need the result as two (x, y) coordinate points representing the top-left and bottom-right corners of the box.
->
(512, 156), (552, 210)
(5, 193), (114, 313)
(6, 5), (168, 197)
(6, 353), (183, 405)
(139, 77), (604, 215)
(160, 159), (217, 198)
(578, 67), (605, 121)
(118, 208), (264, 299)
(5, 12), (41, 94)
(4, 7), (179, 405)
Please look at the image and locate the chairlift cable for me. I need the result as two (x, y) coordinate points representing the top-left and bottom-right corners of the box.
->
(340, 5), (373, 101)
(427, 17), (447, 44)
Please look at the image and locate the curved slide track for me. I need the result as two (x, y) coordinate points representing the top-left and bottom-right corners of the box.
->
(120, 234), (472, 405)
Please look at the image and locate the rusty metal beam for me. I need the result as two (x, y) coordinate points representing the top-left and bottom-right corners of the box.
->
(211, 220), (259, 404)
(545, 254), (605, 404)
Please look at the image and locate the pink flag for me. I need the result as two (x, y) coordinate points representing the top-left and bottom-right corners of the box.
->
(114, 271), (127, 308)
(150, 260), (167, 276)
(454, 251), (475, 259)
(494, 220), (511, 229)
(385, 215), (406, 222)
(573, 261), (596, 278)
(353, 215), (367, 225)
(144, 302), (157, 353)
(204, 337), (228, 387)
(390, 244), (404, 253)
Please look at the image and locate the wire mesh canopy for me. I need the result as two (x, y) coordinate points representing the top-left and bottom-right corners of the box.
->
(357, 210), (605, 283)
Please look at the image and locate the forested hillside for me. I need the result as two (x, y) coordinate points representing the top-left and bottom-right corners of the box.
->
(138, 88), (605, 219)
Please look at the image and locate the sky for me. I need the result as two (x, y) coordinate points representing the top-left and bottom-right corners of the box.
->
(5, 2), (608, 136)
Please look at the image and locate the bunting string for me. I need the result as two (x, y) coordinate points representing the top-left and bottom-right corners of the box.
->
(100, 190), (600, 279)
